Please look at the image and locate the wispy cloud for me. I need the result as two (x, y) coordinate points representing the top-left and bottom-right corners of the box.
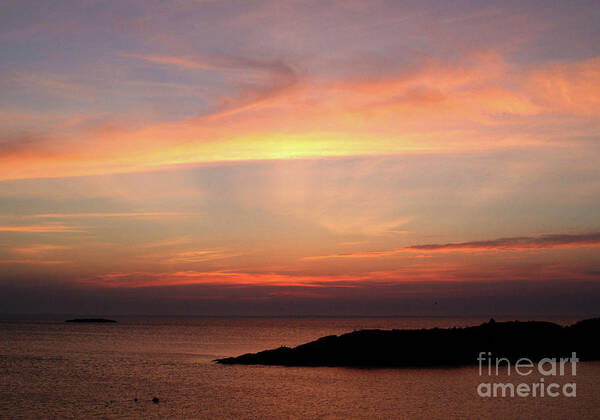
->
(122, 52), (298, 116)
(160, 248), (242, 264)
(30, 212), (188, 218)
(3, 52), (599, 181)
(305, 232), (600, 260)
(73, 258), (600, 290)
(121, 53), (295, 76)
(0, 259), (67, 265)
(78, 270), (368, 288)
(403, 233), (600, 252)
(140, 237), (193, 249)
(12, 70), (96, 98)
(12, 244), (68, 255)
(0, 225), (84, 233)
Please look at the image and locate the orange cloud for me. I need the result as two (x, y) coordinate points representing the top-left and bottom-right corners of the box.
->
(30, 212), (187, 218)
(0, 225), (84, 233)
(526, 57), (600, 116)
(2, 53), (599, 180)
(157, 248), (242, 264)
(0, 259), (67, 265)
(73, 258), (596, 290)
(12, 244), (68, 254)
(78, 270), (370, 288)
(140, 237), (193, 249)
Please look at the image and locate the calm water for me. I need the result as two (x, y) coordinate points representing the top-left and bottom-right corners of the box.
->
(1, 316), (598, 419)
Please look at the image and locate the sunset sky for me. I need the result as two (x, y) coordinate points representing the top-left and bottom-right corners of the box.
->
(1, 0), (599, 315)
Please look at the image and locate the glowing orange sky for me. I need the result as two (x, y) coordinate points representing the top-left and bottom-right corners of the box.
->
(1, 0), (599, 315)
(2, 53), (599, 181)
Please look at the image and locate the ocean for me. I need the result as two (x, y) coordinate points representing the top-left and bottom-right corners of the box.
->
(1, 316), (598, 419)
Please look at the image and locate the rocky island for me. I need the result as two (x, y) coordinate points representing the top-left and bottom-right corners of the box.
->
(216, 318), (600, 367)
(65, 318), (117, 323)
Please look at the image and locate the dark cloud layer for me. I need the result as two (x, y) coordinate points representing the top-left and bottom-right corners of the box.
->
(309, 232), (600, 259)
(407, 232), (600, 251)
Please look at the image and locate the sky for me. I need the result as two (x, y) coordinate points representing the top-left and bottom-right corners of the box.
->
(1, 0), (600, 316)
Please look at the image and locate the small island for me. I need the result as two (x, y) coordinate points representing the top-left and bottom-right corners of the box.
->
(216, 317), (600, 367)
(65, 318), (117, 323)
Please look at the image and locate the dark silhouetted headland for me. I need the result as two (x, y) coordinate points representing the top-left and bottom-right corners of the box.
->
(65, 318), (117, 323)
(216, 318), (600, 367)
